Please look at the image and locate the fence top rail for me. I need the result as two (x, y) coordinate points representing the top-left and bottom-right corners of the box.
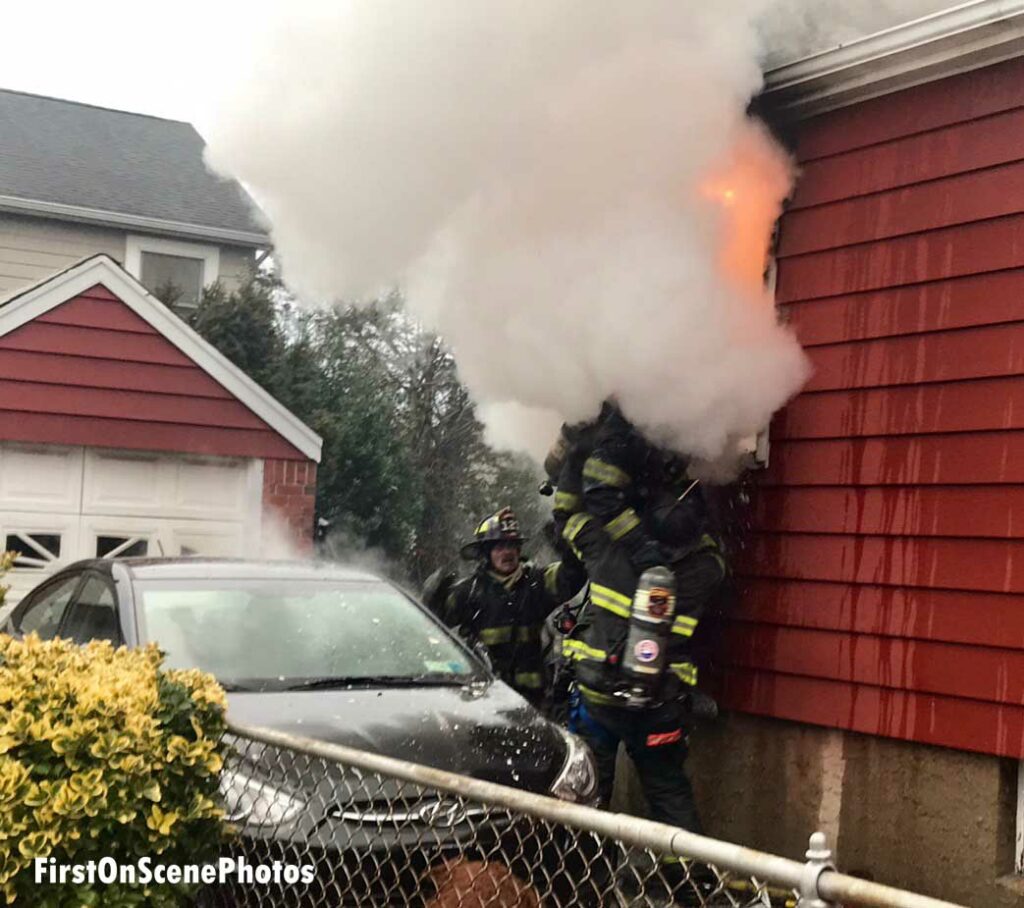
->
(226, 720), (968, 908)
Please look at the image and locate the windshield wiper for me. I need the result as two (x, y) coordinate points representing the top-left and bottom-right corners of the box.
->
(280, 675), (479, 692)
(218, 680), (263, 692)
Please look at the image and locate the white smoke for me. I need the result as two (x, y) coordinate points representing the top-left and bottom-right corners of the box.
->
(205, 0), (935, 464)
(762, 0), (961, 67)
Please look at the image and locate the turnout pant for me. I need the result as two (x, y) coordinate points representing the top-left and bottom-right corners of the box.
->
(575, 697), (702, 834)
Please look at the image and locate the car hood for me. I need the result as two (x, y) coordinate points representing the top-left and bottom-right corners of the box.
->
(226, 681), (568, 794)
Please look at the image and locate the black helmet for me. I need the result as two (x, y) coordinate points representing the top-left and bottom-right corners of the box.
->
(460, 507), (525, 560)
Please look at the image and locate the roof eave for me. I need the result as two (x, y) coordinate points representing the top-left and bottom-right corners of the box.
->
(761, 0), (1024, 121)
(0, 254), (321, 462)
(0, 193), (271, 249)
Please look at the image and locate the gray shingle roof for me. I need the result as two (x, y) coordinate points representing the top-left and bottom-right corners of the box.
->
(0, 89), (269, 245)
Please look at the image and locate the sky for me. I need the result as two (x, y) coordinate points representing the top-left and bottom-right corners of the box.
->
(0, 1), (270, 128)
(0, 1), (960, 130)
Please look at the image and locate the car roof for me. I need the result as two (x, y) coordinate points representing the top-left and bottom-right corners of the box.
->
(64, 557), (383, 584)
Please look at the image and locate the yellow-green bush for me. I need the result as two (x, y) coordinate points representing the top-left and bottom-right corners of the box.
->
(0, 634), (227, 906)
(0, 551), (14, 610)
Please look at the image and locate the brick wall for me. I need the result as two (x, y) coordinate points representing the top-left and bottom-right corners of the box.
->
(262, 458), (317, 555)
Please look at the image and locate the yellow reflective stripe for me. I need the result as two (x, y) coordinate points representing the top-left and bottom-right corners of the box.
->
(695, 533), (727, 575)
(562, 639), (607, 662)
(583, 458), (631, 488)
(669, 662), (698, 686)
(563, 513), (593, 559)
(695, 532), (717, 551)
(544, 562), (561, 596)
(672, 615), (699, 637)
(517, 624), (542, 642)
(477, 626), (513, 645)
(514, 672), (543, 689)
(578, 684), (618, 706)
(591, 583), (631, 609)
(564, 512), (593, 541)
(554, 490), (581, 512)
(605, 507), (641, 541)
(590, 583), (632, 619)
(591, 593), (629, 619)
(479, 625), (540, 645)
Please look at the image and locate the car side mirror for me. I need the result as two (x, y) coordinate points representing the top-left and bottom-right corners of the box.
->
(471, 640), (494, 675)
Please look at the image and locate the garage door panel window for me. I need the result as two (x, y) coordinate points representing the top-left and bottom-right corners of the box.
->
(96, 535), (149, 559)
(15, 574), (80, 639)
(5, 532), (61, 569)
(61, 576), (121, 645)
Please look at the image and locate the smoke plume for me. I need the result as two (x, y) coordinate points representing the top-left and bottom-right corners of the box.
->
(206, 1), (934, 465)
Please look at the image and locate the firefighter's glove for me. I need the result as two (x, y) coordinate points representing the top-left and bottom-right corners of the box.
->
(681, 690), (719, 721)
(630, 539), (668, 574)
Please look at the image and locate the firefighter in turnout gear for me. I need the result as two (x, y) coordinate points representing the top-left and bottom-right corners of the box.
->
(552, 402), (726, 839)
(429, 507), (586, 708)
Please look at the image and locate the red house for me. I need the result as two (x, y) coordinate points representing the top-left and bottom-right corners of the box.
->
(689, 4), (1024, 905)
(0, 255), (321, 603)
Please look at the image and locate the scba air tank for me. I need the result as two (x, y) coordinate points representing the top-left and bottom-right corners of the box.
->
(621, 566), (676, 708)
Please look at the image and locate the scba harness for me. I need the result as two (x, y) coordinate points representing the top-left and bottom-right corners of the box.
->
(564, 566), (682, 712)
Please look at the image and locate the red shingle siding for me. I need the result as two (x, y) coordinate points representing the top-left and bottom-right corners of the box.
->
(0, 284), (305, 459)
(262, 458), (316, 555)
(723, 60), (1024, 758)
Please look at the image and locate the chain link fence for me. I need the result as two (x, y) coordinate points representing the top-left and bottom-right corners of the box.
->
(198, 723), (968, 908)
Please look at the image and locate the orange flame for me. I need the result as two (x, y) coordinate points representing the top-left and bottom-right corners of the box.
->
(699, 129), (793, 296)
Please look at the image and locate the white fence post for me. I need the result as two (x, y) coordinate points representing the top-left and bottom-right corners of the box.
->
(798, 831), (837, 907)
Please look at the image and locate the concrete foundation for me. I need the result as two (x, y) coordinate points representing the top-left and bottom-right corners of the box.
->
(685, 712), (1020, 907)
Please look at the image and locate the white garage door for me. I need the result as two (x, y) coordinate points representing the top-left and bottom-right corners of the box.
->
(0, 443), (263, 604)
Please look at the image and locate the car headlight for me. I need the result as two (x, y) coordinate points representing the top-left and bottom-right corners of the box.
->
(550, 727), (599, 804)
(219, 766), (306, 828)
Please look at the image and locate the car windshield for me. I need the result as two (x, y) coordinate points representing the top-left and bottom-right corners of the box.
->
(136, 578), (482, 689)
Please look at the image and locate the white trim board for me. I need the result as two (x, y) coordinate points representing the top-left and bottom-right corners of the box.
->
(0, 193), (270, 248)
(762, 0), (1024, 120)
(0, 254), (322, 462)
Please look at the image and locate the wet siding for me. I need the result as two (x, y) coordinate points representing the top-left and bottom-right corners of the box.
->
(722, 57), (1024, 758)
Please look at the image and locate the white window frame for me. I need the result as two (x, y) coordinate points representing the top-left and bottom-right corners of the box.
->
(124, 235), (221, 305)
(736, 255), (780, 470)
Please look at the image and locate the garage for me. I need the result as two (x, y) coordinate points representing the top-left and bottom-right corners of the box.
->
(0, 443), (264, 601)
(0, 255), (322, 603)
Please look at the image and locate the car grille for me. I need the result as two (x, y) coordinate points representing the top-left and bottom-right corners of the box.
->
(328, 797), (491, 829)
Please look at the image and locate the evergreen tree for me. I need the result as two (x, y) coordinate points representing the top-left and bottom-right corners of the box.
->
(189, 273), (547, 583)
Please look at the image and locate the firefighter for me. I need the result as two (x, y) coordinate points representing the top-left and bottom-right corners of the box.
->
(552, 401), (726, 839)
(425, 507), (586, 709)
